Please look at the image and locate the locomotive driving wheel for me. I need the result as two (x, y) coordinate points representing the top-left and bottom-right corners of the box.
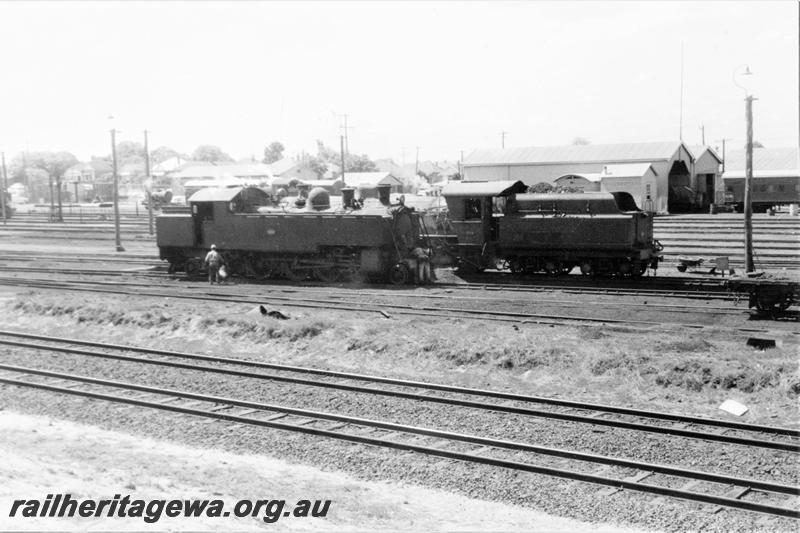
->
(579, 261), (593, 276)
(281, 259), (307, 282)
(314, 267), (341, 283)
(388, 263), (410, 285)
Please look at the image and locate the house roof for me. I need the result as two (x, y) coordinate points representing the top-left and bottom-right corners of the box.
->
(463, 141), (686, 167)
(268, 158), (301, 175)
(341, 172), (402, 188)
(153, 156), (190, 173)
(723, 147), (799, 174)
(172, 163), (272, 180)
(442, 180), (528, 197)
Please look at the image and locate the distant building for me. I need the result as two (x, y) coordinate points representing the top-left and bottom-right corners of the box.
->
(462, 141), (704, 213)
(342, 172), (403, 197)
(170, 163), (272, 194)
(268, 158), (318, 182)
(687, 145), (723, 205)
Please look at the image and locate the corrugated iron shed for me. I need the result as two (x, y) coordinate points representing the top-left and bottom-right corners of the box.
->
(723, 147), (799, 174)
(463, 141), (685, 166)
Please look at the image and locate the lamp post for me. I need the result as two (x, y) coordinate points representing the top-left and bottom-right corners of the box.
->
(144, 129), (153, 236)
(109, 118), (125, 252)
(733, 65), (755, 272)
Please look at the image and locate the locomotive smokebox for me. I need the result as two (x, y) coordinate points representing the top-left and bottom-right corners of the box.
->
(341, 187), (355, 209)
(378, 184), (391, 206)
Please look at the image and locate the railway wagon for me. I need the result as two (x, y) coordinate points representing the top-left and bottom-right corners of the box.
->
(722, 175), (800, 212)
(442, 180), (662, 276)
(156, 186), (426, 283)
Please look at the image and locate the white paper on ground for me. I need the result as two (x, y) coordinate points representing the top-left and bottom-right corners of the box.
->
(719, 399), (749, 416)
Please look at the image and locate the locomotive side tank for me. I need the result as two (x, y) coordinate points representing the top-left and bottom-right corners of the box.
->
(157, 185), (425, 283)
(442, 180), (662, 276)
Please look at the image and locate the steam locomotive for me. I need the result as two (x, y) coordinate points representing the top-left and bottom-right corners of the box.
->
(156, 185), (427, 284)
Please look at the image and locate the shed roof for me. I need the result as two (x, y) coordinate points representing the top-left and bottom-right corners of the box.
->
(723, 147), (799, 173)
(463, 141), (686, 167)
(441, 180), (528, 197)
(687, 145), (722, 163)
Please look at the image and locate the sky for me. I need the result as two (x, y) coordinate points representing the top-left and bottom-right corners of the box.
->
(0, 1), (797, 165)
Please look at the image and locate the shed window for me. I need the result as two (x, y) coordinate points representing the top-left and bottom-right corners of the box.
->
(464, 198), (481, 219)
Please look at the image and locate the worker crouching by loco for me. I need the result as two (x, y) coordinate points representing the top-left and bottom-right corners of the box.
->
(204, 244), (226, 285)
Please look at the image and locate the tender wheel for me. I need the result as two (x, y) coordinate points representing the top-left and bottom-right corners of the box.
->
(677, 264), (687, 273)
(559, 265), (573, 275)
(388, 263), (410, 285)
(618, 260), (633, 276)
(185, 258), (202, 277)
(544, 260), (558, 275)
(579, 261), (593, 275)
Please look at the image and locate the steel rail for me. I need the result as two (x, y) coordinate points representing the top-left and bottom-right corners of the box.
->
(0, 277), (797, 341)
(0, 367), (797, 518)
(0, 265), (745, 314)
(1, 329), (796, 438)
(2, 337), (798, 451)
(0, 276), (755, 331)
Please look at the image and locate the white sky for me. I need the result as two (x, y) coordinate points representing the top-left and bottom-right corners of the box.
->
(0, 1), (797, 164)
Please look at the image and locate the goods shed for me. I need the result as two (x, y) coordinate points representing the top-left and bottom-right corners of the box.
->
(462, 141), (697, 213)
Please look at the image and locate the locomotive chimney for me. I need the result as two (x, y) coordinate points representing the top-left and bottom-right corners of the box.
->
(377, 184), (391, 206)
(341, 187), (355, 208)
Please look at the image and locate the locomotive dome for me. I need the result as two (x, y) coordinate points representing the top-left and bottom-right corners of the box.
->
(306, 187), (331, 210)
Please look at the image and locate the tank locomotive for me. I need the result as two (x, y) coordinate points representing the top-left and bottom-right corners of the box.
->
(156, 185), (428, 284)
(441, 180), (662, 276)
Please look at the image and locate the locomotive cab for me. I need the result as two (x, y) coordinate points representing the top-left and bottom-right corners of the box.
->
(441, 180), (528, 270)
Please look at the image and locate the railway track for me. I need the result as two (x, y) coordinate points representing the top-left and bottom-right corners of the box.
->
(0, 334), (797, 518)
(1, 275), (794, 337)
(0, 252), (753, 302)
(0, 265), (748, 314)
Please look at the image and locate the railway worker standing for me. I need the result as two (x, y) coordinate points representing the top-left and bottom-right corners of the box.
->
(204, 244), (225, 285)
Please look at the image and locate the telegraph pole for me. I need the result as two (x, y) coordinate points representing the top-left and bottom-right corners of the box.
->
(699, 124), (705, 145)
(715, 138), (732, 173)
(111, 128), (125, 252)
(340, 135), (346, 187)
(501, 131), (508, 149)
(415, 146), (420, 176)
(144, 130), (153, 235)
(0, 152), (6, 224)
(744, 96), (755, 272)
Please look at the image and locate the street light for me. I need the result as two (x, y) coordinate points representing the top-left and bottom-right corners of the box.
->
(109, 115), (125, 252)
(733, 65), (755, 272)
